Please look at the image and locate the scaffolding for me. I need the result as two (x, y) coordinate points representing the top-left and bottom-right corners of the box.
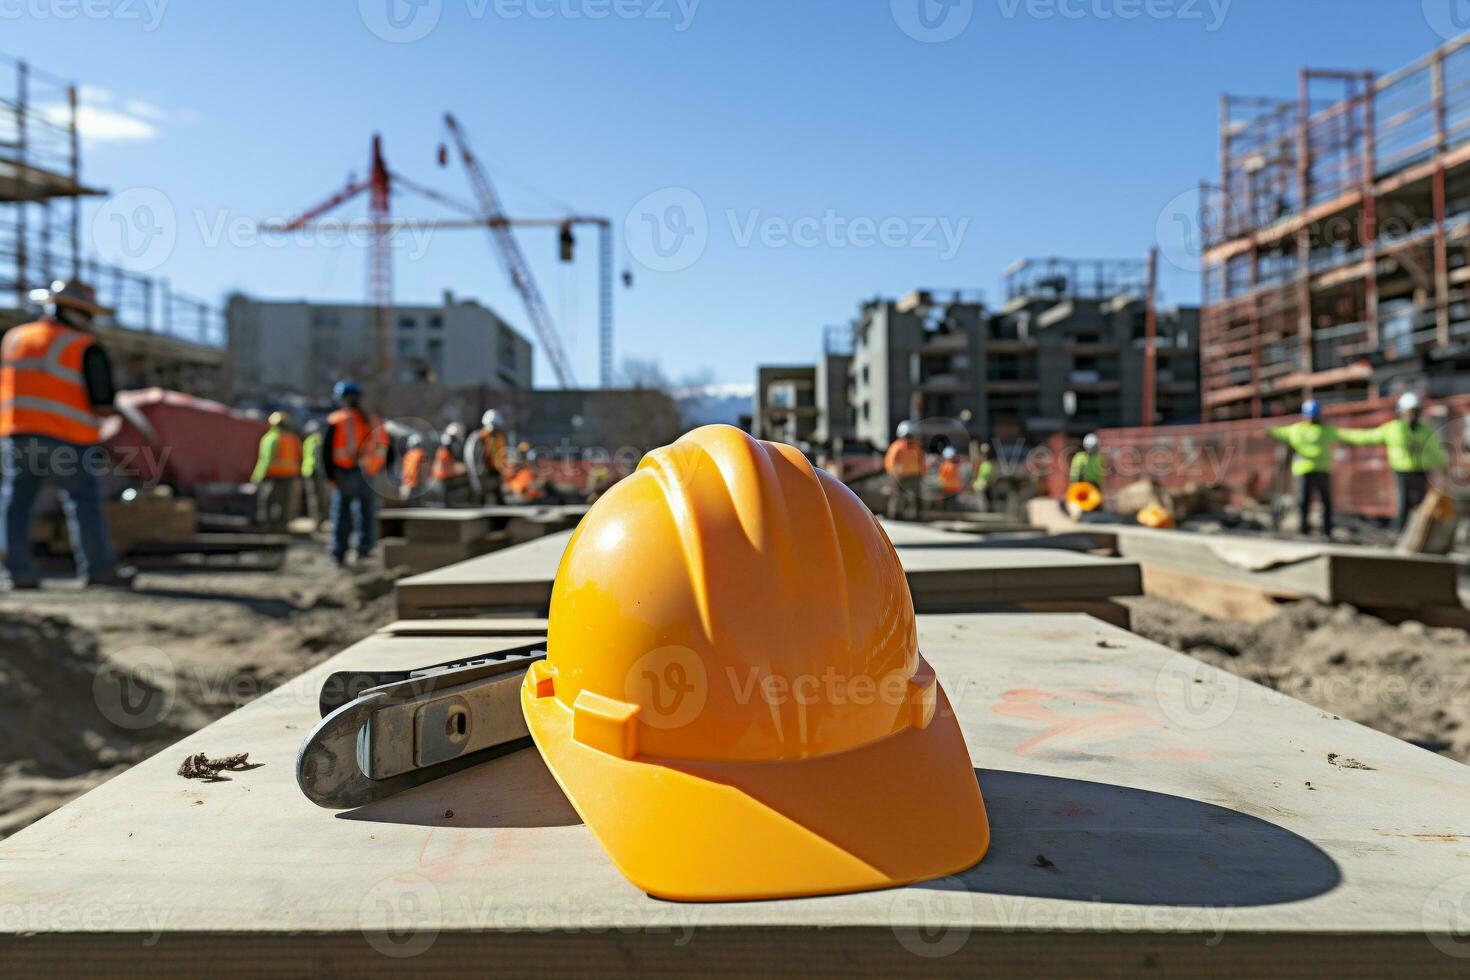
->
(0, 53), (225, 349)
(1199, 32), (1470, 420)
(1003, 258), (1147, 305)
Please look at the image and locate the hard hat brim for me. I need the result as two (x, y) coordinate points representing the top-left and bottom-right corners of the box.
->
(521, 676), (988, 902)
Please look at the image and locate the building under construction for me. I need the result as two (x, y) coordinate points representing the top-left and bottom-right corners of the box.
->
(0, 54), (228, 398)
(1200, 31), (1470, 420)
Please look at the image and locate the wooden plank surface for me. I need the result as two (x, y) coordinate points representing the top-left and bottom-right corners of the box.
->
(1110, 525), (1460, 609)
(4, 615), (1469, 976)
(396, 526), (1142, 619)
(379, 505), (587, 545)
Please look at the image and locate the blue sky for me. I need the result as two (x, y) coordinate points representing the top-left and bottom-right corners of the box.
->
(3, 1), (1458, 387)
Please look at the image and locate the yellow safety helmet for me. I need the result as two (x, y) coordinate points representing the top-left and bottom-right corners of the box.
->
(268, 411), (286, 427)
(521, 424), (988, 902)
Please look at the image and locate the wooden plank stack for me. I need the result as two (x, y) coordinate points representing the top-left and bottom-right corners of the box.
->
(378, 505), (587, 573)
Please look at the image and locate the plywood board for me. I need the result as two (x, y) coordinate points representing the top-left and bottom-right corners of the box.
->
(1111, 526), (1460, 609)
(4, 615), (1470, 976)
(379, 505), (586, 545)
(396, 528), (1142, 619)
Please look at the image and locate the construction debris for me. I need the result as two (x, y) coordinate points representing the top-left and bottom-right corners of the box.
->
(177, 753), (259, 782)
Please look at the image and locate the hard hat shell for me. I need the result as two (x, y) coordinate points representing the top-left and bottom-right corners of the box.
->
(1082, 433), (1099, 451)
(268, 411), (286, 427)
(1302, 399), (1321, 420)
(482, 409), (502, 430)
(521, 424), (988, 901)
(942, 446), (957, 460)
(895, 421), (912, 439)
(1398, 391), (1422, 413)
(333, 380), (362, 400)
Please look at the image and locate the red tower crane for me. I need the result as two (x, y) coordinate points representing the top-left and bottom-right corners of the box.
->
(263, 129), (618, 389)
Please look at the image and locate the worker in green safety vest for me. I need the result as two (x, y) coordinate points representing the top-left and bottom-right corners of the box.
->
(1070, 433), (1103, 488)
(1267, 399), (1339, 537)
(300, 420), (326, 528)
(972, 442), (996, 512)
(1337, 392), (1448, 529)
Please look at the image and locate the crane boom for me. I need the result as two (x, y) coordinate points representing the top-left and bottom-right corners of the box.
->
(442, 113), (577, 388)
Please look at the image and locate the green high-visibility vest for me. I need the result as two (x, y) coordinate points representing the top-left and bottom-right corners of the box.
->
(1268, 421), (1340, 476)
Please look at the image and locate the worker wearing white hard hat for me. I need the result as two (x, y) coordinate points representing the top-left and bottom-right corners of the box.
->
(884, 421), (923, 521)
(1338, 391), (1448, 529)
(251, 411), (302, 531)
(466, 409), (509, 505)
(1071, 434), (1104, 489)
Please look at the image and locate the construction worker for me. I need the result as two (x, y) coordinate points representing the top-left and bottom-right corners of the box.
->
(1070, 433), (1104, 489)
(883, 421), (924, 521)
(1339, 392), (1448, 529)
(0, 281), (134, 589)
(300, 420), (326, 529)
(322, 380), (388, 566)
(400, 433), (428, 503)
(432, 424), (470, 506)
(937, 445), (966, 511)
(465, 409), (507, 505)
(250, 411), (302, 530)
(1267, 399), (1339, 537)
(972, 442), (996, 513)
(507, 449), (544, 501)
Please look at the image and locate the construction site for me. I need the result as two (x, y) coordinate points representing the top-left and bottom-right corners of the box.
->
(5, 10), (1470, 978)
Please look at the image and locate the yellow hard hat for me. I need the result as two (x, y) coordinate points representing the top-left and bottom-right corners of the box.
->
(268, 411), (286, 427)
(521, 424), (988, 902)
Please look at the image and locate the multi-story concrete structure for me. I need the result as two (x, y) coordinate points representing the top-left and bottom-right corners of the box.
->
(995, 258), (1199, 439)
(751, 365), (819, 445)
(848, 290), (988, 447)
(1199, 32), (1470, 419)
(764, 262), (1200, 449)
(226, 291), (532, 400)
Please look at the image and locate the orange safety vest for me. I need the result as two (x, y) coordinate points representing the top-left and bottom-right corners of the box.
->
(0, 319), (101, 444)
(401, 446), (427, 490)
(432, 445), (465, 481)
(508, 466), (540, 499)
(478, 428), (508, 473)
(327, 407), (388, 477)
(884, 439), (924, 479)
(938, 458), (965, 494)
(266, 431), (303, 478)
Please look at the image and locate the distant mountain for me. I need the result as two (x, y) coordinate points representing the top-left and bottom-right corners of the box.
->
(675, 383), (754, 428)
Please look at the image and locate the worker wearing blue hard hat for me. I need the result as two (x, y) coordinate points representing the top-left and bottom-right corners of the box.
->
(1268, 398), (1341, 538)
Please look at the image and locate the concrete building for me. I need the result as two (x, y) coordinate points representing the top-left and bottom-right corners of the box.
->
(848, 290), (988, 447)
(226, 291), (533, 400)
(995, 258), (1200, 439)
(814, 325), (855, 445)
(752, 365), (819, 446)
(772, 263), (1200, 450)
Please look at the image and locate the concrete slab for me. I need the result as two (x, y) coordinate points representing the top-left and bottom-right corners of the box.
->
(395, 528), (1142, 619)
(4, 615), (1469, 975)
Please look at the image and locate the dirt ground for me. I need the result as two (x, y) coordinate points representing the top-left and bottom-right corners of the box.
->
(1124, 595), (1470, 764)
(0, 542), (401, 838)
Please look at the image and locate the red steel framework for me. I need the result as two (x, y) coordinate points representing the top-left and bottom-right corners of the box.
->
(1199, 32), (1470, 422)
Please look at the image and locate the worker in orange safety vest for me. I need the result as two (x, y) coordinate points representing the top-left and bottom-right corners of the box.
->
(251, 411), (302, 529)
(1, 281), (135, 589)
(399, 433), (429, 503)
(431, 423), (470, 506)
(465, 409), (508, 505)
(322, 380), (389, 566)
(883, 420), (925, 521)
(937, 445), (967, 511)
